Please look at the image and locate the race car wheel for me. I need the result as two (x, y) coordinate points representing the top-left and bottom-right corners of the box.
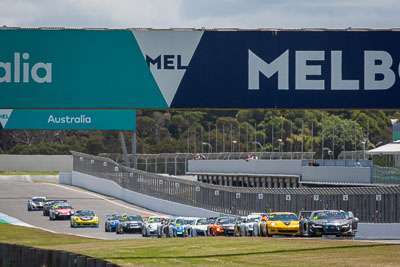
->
(260, 224), (267, 237)
(307, 227), (316, 237)
(266, 226), (272, 237)
(70, 222), (74, 228)
(141, 228), (146, 237)
(105, 224), (109, 232)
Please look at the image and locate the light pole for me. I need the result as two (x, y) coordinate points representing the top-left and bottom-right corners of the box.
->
(278, 138), (284, 159)
(252, 141), (262, 152)
(232, 140), (237, 153)
(323, 147), (333, 160)
(202, 142), (212, 153)
(362, 140), (366, 160)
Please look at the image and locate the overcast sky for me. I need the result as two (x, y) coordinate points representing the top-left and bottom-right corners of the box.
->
(1, 0), (399, 29)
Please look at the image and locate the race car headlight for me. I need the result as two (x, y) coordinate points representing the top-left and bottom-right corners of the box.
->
(342, 224), (350, 228)
(122, 223), (127, 226)
(311, 224), (323, 228)
(110, 221), (115, 225)
(271, 222), (277, 226)
(94, 217), (98, 221)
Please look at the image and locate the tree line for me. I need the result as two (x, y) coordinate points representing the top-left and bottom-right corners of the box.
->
(0, 109), (399, 159)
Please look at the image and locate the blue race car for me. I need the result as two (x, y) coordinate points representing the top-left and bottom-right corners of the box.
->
(172, 217), (197, 237)
(105, 213), (127, 232)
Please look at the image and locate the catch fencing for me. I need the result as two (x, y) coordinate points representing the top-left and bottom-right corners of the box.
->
(99, 152), (315, 175)
(73, 152), (400, 223)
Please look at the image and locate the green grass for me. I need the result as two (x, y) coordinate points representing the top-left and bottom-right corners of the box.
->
(0, 171), (61, 175)
(1, 223), (400, 266)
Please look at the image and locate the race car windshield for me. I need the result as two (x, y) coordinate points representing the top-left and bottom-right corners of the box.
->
(125, 216), (143, 221)
(57, 205), (72, 209)
(269, 214), (299, 221)
(248, 217), (260, 222)
(175, 219), (186, 225)
(111, 215), (123, 220)
(197, 219), (208, 225)
(185, 219), (196, 225)
(78, 211), (95, 216)
(312, 212), (344, 220)
(148, 217), (162, 223)
(33, 198), (46, 203)
(217, 218), (236, 225)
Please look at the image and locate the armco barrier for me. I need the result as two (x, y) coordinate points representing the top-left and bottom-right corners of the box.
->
(0, 242), (118, 267)
(72, 151), (400, 223)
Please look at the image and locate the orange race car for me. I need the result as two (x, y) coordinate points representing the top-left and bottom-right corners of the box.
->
(209, 217), (239, 236)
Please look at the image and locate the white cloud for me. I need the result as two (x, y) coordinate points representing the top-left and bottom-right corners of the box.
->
(0, 0), (399, 28)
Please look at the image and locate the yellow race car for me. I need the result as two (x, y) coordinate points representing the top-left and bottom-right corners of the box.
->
(266, 212), (300, 236)
(70, 210), (99, 228)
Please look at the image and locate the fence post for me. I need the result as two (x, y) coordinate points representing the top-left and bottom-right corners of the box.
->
(52, 250), (61, 266)
(69, 253), (77, 267)
(44, 250), (53, 267)
(87, 257), (96, 267)
(36, 249), (44, 267)
(96, 259), (106, 267)
(28, 247), (36, 267)
(9, 244), (16, 266)
(76, 255), (87, 267)
(2, 243), (9, 267)
(22, 246), (29, 267)
(60, 251), (69, 267)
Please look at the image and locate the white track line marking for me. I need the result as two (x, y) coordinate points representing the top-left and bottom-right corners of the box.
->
(45, 183), (164, 216)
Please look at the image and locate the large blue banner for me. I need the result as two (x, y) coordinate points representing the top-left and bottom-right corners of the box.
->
(172, 31), (400, 109)
(1, 29), (400, 109)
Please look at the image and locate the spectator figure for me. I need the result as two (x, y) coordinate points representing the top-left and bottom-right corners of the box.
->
(308, 160), (313, 166)
(355, 160), (361, 167)
(252, 153), (259, 160)
(245, 154), (252, 161)
(201, 154), (206, 160)
(313, 160), (320, 166)
(368, 154), (373, 160)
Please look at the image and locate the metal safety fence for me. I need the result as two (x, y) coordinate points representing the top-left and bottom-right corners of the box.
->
(74, 152), (400, 223)
(99, 152), (315, 175)
(374, 166), (400, 184)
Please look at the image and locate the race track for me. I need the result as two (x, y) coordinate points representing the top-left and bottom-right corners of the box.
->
(0, 180), (163, 239)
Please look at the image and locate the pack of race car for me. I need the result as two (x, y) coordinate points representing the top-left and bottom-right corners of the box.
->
(28, 196), (358, 237)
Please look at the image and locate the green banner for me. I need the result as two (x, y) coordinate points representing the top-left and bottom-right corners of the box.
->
(0, 109), (136, 130)
(0, 29), (167, 109)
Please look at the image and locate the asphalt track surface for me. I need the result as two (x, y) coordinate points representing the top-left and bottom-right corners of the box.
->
(2, 180), (400, 244)
(0, 180), (164, 240)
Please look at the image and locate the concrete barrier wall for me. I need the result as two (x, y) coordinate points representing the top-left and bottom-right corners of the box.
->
(189, 159), (372, 184)
(301, 166), (372, 184)
(357, 223), (400, 239)
(69, 171), (220, 217)
(0, 155), (72, 171)
(0, 175), (59, 182)
(189, 159), (303, 175)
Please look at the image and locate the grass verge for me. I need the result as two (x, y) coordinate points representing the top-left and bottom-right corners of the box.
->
(1, 223), (399, 266)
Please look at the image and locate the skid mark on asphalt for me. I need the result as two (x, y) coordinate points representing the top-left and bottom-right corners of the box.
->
(46, 183), (164, 216)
